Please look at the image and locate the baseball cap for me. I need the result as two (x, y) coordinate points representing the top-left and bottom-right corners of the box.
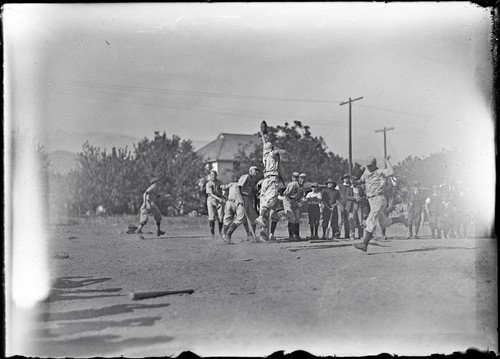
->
(150, 177), (160, 185)
(342, 173), (350, 179)
(249, 165), (259, 171)
(366, 156), (377, 166)
(311, 182), (318, 188)
(325, 178), (336, 184)
(264, 142), (274, 151)
(292, 172), (300, 178)
(299, 173), (307, 178)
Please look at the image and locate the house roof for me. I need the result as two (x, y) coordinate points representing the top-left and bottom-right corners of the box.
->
(196, 133), (259, 162)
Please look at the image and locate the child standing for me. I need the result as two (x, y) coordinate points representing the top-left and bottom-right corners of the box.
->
(305, 183), (322, 239)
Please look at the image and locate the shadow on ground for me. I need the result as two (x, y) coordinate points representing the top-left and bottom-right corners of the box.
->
(366, 246), (476, 255)
(39, 303), (170, 322)
(34, 316), (162, 338)
(32, 334), (174, 357)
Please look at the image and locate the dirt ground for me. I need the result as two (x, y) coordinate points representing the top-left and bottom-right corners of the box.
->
(8, 215), (498, 358)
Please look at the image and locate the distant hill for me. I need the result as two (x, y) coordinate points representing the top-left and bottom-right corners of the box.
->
(42, 130), (210, 153)
(43, 130), (141, 153)
(48, 150), (79, 174)
(42, 132), (211, 173)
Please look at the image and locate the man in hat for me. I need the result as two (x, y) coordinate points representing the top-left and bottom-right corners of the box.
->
(407, 181), (425, 239)
(282, 172), (307, 241)
(354, 156), (408, 252)
(269, 184), (286, 242)
(350, 176), (366, 239)
(206, 169), (225, 240)
(305, 182), (322, 238)
(136, 177), (170, 239)
(255, 140), (286, 242)
(337, 173), (354, 240)
(425, 185), (441, 239)
(222, 166), (260, 243)
(321, 178), (341, 239)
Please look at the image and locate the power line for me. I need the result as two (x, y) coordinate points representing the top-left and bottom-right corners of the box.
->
(55, 79), (342, 104)
(50, 89), (323, 124)
(358, 103), (430, 119)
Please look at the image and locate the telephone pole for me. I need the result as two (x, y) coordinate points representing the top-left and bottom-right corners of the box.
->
(340, 96), (363, 177)
(375, 127), (394, 168)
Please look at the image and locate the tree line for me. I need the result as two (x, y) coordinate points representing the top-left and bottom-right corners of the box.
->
(12, 124), (471, 219)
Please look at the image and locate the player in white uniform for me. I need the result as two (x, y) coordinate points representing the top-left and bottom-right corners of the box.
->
(136, 177), (170, 239)
(255, 141), (285, 241)
(206, 170), (225, 239)
(354, 156), (408, 252)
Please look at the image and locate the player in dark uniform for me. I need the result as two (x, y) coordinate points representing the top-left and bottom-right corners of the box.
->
(321, 178), (341, 240)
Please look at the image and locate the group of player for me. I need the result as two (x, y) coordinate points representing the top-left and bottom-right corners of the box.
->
(202, 134), (409, 250)
(134, 129), (470, 251)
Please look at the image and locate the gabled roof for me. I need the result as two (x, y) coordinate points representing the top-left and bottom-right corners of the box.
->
(196, 133), (259, 162)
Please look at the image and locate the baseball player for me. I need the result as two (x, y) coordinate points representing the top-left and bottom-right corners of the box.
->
(354, 156), (408, 252)
(136, 177), (170, 240)
(425, 185), (441, 239)
(206, 169), (225, 239)
(321, 178), (341, 239)
(350, 177), (366, 239)
(268, 185), (286, 241)
(254, 140), (286, 241)
(282, 172), (307, 241)
(407, 181), (425, 239)
(337, 174), (354, 240)
(222, 166), (260, 243)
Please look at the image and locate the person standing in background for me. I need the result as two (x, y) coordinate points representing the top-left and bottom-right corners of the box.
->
(337, 174), (354, 240)
(305, 182), (322, 239)
(206, 169), (225, 240)
(321, 178), (341, 240)
(407, 181), (425, 239)
(425, 185), (441, 239)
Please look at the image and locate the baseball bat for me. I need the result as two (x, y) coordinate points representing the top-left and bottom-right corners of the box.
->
(325, 201), (340, 240)
(129, 289), (194, 300)
(243, 207), (257, 240)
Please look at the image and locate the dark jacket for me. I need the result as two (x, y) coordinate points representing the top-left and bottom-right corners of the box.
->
(338, 183), (355, 212)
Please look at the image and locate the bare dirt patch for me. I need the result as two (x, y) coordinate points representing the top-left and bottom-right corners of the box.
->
(12, 216), (498, 357)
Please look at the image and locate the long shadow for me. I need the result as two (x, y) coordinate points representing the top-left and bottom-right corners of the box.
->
(34, 316), (162, 338)
(154, 235), (205, 239)
(53, 276), (112, 289)
(287, 243), (357, 252)
(32, 334), (174, 357)
(39, 303), (170, 322)
(366, 246), (476, 255)
(46, 277), (123, 302)
(46, 293), (124, 302)
(45, 288), (124, 302)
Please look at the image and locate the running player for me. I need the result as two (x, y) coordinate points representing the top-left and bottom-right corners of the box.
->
(136, 177), (170, 240)
(354, 156), (408, 252)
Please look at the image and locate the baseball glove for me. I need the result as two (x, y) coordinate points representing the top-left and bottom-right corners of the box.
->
(126, 224), (138, 234)
(260, 121), (268, 135)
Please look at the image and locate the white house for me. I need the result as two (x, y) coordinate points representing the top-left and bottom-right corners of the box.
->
(196, 133), (259, 183)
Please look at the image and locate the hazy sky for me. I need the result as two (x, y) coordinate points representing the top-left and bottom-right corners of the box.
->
(4, 2), (495, 164)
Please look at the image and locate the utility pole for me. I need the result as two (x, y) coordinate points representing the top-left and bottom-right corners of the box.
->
(340, 96), (363, 178)
(375, 127), (394, 168)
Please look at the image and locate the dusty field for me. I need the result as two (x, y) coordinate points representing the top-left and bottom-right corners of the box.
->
(9, 215), (498, 358)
